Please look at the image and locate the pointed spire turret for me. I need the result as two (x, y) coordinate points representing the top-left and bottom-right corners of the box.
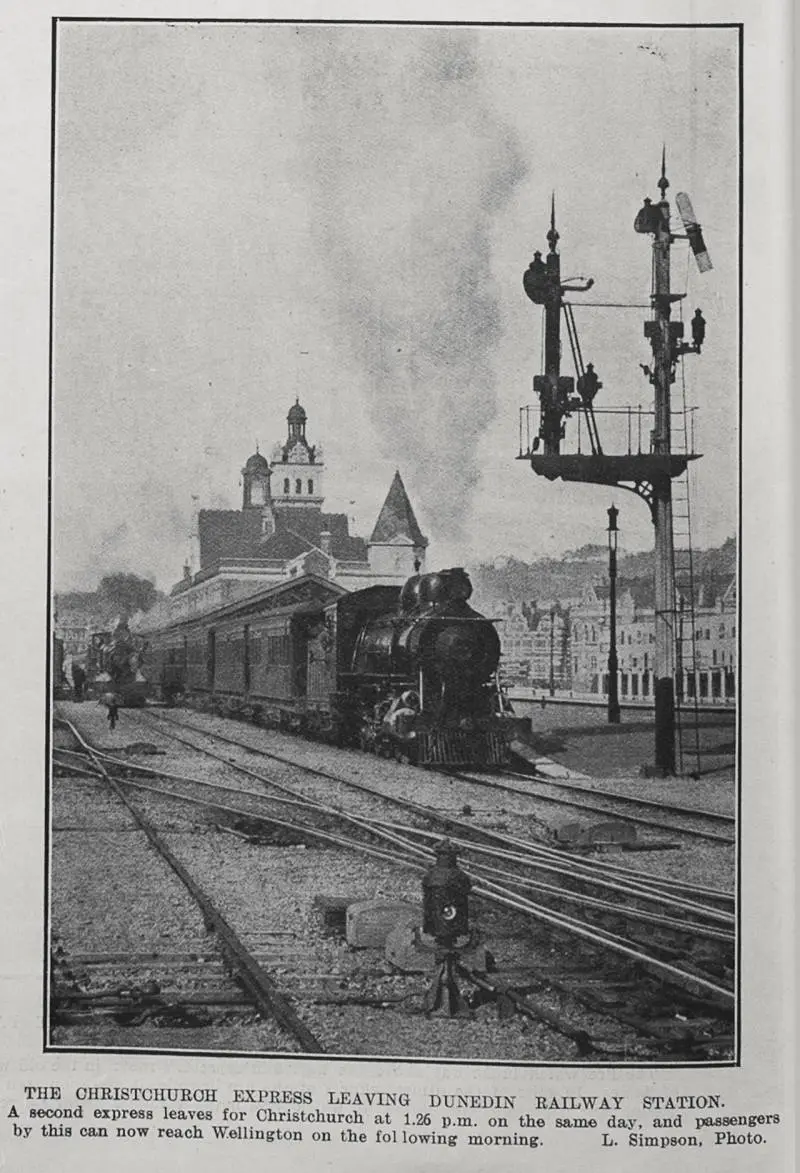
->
(369, 471), (428, 548)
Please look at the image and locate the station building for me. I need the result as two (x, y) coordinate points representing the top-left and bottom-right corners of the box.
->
(142, 400), (428, 627)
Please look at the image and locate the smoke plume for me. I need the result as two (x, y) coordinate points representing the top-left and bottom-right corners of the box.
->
(298, 29), (528, 545)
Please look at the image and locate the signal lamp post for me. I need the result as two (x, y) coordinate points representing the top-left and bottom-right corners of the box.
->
(607, 505), (621, 724)
(549, 607), (556, 696)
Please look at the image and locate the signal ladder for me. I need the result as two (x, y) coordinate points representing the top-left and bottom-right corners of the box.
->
(672, 363), (701, 776)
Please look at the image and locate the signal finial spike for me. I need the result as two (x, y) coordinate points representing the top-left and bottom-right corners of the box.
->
(547, 192), (559, 252)
(658, 146), (669, 200)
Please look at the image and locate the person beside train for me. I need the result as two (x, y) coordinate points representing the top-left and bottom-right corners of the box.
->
(384, 690), (420, 739)
(99, 690), (120, 731)
(71, 660), (86, 702)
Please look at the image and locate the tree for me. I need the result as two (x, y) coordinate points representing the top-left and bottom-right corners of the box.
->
(97, 573), (161, 619)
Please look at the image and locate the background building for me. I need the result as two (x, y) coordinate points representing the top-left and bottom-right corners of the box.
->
(140, 400), (428, 627)
(495, 573), (736, 705)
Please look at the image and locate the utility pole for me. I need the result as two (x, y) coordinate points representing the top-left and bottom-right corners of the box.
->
(543, 202), (562, 455)
(523, 198), (593, 456)
(607, 504), (621, 724)
(549, 606), (556, 696)
(647, 154), (677, 774)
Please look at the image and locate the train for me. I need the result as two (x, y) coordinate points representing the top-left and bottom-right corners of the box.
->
(84, 618), (149, 707)
(144, 567), (512, 766)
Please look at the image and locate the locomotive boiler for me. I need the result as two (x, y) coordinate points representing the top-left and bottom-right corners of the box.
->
(341, 568), (507, 765)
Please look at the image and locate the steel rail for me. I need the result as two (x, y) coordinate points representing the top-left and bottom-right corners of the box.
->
(118, 718), (733, 926)
(114, 772), (734, 1003)
(376, 823), (734, 928)
(90, 743), (724, 932)
(60, 718), (324, 1053)
(90, 750), (731, 943)
(85, 711), (734, 1002)
(499, 766), (735, 824)
(89, 758), (734, 1005)
(374, 815), (734, 905)
(450, 860), (734, 943)
(102, 756), (732, 939)
(90, 748), (439, 867)
(140, 708), (736, 892)
(133, 772), (733, 940)
(467, 875), (734, 1003)
(444, 768), (735, 845)
(129, 710), (735, 921)
(134, 711), (639, 874)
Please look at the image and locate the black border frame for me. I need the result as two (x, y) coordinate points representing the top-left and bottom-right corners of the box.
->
(45, 16), (744, 1071)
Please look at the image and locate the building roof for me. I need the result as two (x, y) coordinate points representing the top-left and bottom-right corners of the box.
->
(273, 508), (368, 561)
(369, 471), (428, 547)
(287, 399), (307, 425)
(195, 504), (368, 578)
(198, 508), (264, 567)
(243, 451), (270, 475)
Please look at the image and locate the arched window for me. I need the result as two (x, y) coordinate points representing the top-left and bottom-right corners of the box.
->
(283, 478), (290, 494)
(307, 479), (314, 494)
(295, 479), (302, 494)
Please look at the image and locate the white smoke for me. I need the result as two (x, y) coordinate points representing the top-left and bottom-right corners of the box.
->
(297, 29), (528, 544)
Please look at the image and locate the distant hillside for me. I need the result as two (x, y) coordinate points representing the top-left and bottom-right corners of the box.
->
(470, 536), (736, 610)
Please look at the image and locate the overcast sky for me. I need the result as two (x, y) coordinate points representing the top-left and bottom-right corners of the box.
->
(53, 21), (738, 592)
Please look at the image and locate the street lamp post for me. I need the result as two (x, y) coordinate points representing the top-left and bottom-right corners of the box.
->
(607, 505), (621, 724)
(549, 607), (556, 696)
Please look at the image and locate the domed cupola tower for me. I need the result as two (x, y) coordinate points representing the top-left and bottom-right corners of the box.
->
(271, 398), (325, 509)
(241, 449), (272, 509)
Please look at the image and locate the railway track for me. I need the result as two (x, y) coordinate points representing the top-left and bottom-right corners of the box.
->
(134, 707), (735, 897)
(52, 717), (324, 1053)
(53, 705), (736, 1058)
(130, 708), (736, 920)
(448, 765), (736, 846)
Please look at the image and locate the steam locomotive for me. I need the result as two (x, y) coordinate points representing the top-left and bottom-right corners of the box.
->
(85, 619), (149, 707)
(145, 568), (510, 766)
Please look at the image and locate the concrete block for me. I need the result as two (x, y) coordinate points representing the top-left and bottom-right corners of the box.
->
(345, 900), (420, 949)
(385, 923), (490, 974)
(551, 818), (637, 846)
(311, 895), (361, 937)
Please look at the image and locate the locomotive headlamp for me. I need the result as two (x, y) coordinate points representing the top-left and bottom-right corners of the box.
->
(422, 839), (471, 943)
